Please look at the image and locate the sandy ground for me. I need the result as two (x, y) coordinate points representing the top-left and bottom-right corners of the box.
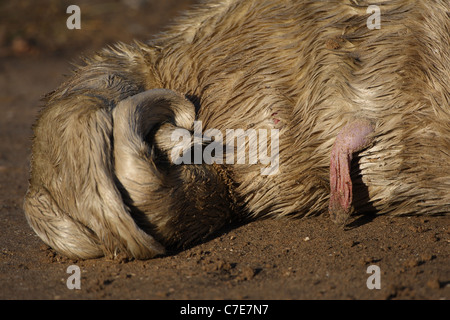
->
(0, 0), (449, 301)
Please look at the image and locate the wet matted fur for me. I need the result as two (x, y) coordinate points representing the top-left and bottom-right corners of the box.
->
(24, 0), (449, 259)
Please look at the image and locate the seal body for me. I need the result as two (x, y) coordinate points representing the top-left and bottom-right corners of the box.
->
(24, 0), (450, 259)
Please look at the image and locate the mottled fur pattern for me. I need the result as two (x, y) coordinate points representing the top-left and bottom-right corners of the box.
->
(24, 0), (450, 259)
